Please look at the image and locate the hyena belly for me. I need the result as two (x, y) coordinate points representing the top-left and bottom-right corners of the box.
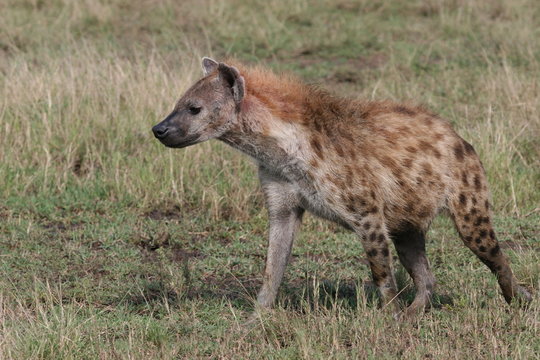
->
(262, 159), (351, 228)
(298, 186), (353, 229)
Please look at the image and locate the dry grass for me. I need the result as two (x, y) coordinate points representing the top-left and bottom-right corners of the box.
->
(0, 0), (539, 358)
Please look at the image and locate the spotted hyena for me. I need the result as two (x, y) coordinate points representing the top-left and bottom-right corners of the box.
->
(152, 57), (531, 316)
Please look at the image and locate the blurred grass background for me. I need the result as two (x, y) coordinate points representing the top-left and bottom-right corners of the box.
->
(0, 0), (539, 358)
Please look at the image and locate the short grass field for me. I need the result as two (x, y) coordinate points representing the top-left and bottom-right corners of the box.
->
(1, 0), (539, 358)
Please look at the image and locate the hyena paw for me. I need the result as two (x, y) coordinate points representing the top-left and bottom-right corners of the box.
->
(516, 285), (533, 305)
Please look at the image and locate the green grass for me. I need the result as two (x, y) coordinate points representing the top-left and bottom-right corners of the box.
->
(1, 0), (539, 358)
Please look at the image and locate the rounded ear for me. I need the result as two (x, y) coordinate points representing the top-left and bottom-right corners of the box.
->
(218, 63), (245, 105)
(202, 57), (219, 75)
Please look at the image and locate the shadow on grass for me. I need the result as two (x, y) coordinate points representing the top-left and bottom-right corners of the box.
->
(122, 269), (455, 315)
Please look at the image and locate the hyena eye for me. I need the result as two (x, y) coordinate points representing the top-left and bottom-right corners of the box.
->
(188, 106), (202, 115)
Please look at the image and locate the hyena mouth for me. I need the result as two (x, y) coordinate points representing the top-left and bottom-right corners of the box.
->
(160, 133), (201, 149)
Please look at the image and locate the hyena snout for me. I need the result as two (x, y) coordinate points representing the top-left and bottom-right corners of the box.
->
(152, 110), (199, 148)
(152, 122), (170, 139)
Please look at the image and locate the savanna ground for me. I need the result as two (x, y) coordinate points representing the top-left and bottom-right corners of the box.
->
(1, 0), (539, 358)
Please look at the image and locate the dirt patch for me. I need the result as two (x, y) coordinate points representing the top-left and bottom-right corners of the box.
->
(135, 231), (206, 263)
(170, 246), (204, 262)
(91, 240), (104, 250)
(143, 204), (183, 220)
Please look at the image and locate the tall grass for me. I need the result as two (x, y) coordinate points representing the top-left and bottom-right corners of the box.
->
(0, 0), (539, 358)
(1, 0), (538, 220)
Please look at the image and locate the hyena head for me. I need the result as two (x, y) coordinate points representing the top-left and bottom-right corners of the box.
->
(152, 57), (245, 148)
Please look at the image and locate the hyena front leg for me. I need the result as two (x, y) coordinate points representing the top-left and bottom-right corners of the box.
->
(256, 171), (304, 308)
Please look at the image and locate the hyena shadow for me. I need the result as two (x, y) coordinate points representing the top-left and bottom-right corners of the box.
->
(176, 267), (455, 312)
(277, 267), (455, 313)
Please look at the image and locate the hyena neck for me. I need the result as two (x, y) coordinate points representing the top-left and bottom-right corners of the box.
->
(219, 94), (310, 181)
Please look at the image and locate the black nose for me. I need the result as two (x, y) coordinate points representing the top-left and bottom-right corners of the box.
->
(152, 124), (169, 139)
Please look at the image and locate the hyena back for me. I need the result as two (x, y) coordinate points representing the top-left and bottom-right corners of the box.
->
(152, 57), (532, 316)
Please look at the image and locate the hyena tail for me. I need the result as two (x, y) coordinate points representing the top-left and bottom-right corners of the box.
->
(447, 149), (532, 304)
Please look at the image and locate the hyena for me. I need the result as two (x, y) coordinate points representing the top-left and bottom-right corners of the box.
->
(152, 57), (531, 316)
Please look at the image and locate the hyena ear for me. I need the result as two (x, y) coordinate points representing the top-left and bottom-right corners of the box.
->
(202, 57), (219, 76)
(218, 63), (245, 105)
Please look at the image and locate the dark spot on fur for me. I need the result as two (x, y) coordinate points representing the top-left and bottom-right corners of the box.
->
(405, 146), (417, 153)
(363, 222), (371, 230)
(462, 172), (469, 186)
(369, 232), (377, 242)
(489, 230), (495, 239)
(419, 140), (435, 153)
(464, 236), (472, 242)
(382, 248), (389, 257)
(433, 148), (442, 158)
(403, 158), (414, 168)
(459, 193), (467, 205)
(368, 206), (378, 214)
(335, 143), (345, 157)
(485, 200), (489, 210)
(474, 174), (482, 191)
(490, 245), (500, 257)
(464, 215), (470, 222)
(479, 246), (487, 252)
(367, 249), (378, 257)
(394, 105), (416, 116)
(418, 207), (431, 218)
(474, 216), (490, 226)
(470, 208), (478, 215)
(479, 229), (487, 238)
(471, 197), (477, 205)
(463, 141), (475, 155)
(454, 143), (464, 161)
(421, 162), (433, 176)
(378, 234), (385, 243)
(475, 237), (482, 244)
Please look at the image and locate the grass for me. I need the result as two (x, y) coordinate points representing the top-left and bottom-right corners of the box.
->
(0, 0), (539, 358)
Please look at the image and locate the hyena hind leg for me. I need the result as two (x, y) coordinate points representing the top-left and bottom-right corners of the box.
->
(449, 195), (532, 304)
(391, 227), (436, 316)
